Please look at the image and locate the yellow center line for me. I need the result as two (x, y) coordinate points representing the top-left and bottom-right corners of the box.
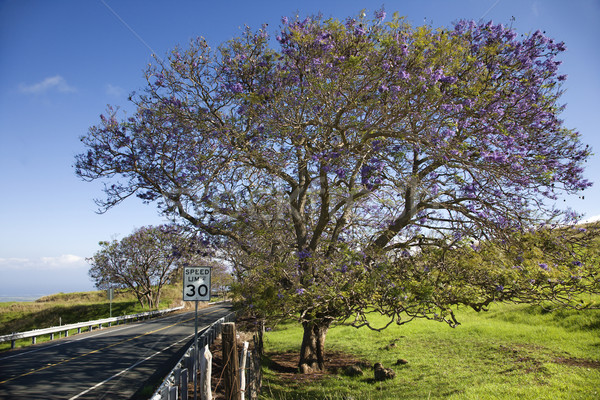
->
(1, 308), (222, 385)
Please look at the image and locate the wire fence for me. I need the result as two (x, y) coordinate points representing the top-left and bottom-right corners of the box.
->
(151, 312), (256, 400)
(151, 314), (263, 400)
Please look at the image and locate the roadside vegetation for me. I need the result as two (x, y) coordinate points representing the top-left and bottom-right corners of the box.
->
(0, 285), (184, 351)
(260, 297), (600, 399)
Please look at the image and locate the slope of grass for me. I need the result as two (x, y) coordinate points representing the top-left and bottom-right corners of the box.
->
(260, 301), (600, 399)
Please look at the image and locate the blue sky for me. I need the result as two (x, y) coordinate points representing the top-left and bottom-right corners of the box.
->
(1, 0), (599, 297)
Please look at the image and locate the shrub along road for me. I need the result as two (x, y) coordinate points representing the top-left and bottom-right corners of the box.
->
(0, 303), (231, 399)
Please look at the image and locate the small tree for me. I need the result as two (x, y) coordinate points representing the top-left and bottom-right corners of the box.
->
(88, 224), (207, 309)
(76, 10), (597, 372)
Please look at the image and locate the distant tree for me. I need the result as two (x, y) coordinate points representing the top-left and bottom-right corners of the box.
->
(209, 261), (234, 297)
(76, 10), (597, 372)
(87, 224), (209, 309)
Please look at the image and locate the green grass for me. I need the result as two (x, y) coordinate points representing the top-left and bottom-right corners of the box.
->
(0, 285), (184, 351)
(260, 301), (600, 399)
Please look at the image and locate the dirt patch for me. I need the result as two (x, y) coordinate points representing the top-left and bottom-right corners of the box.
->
(498, 344), (600, 374)
(498, 344), (548, 375)
(554, 357), (600, 369)
(264, 350), (371, 385)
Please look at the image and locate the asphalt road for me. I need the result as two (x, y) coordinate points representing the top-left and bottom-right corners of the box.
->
(0, 303), (232, 399)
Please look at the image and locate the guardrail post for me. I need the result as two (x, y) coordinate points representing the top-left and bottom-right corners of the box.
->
(174, 368), (181, 386)
(168, 386), (177, 400)
(185, 354), (194, 373)
(180, 368), (189, 400)
(158, 386), (168, 400)
(32, 336), (36, 345)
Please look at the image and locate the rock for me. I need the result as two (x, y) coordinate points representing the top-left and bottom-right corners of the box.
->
(395, 358), (409, 365)
(343, 365), (364, 377)
(373, 363), (396, 381)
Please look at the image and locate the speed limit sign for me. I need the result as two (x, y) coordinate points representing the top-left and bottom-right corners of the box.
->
(183, 266), (211, 301)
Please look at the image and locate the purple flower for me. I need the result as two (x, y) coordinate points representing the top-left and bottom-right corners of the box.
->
(440, 76), (458, 84)
(374, 8), (386, 22)
(335, 168), (347, 179)
(297, 249), (311, 259)
(296, 288), (306, 295)
(230, 83), (243, 93)
(539, 263), (550, 271)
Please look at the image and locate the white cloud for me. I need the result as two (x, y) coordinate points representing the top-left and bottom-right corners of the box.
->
(19, 75), (77, 94)
(40, 254), (86, 267)
(106, 83), (125, 97)
(0, 254), (87, 270)
(580, 215), (600, 224)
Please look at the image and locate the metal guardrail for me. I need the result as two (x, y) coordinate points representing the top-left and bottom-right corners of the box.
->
(151, 311), (236, 400)
(0, 305), (185, 348)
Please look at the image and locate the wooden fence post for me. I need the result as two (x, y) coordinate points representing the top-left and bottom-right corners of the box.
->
(222, 322), (241, 400)
(239, 341), (249, 400)
(200, 345), (212, 400)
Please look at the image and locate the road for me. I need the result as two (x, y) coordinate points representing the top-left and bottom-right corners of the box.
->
(0, 303), (232, 399)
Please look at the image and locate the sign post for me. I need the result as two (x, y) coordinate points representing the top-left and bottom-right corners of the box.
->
(183, 266), (212, 400)
(107, 288), (114, 318)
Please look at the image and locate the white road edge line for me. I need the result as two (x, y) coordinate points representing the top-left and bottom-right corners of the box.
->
(68, 333), (194, 400)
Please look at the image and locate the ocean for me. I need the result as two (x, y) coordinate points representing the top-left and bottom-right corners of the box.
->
(0, 295), (46, 302)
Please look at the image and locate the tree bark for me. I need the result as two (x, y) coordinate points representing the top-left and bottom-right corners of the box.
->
(298, 320), (330, 373)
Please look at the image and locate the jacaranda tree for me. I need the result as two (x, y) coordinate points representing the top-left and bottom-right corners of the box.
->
(76, 9), (598, 372)
(87, 224), (209, 309)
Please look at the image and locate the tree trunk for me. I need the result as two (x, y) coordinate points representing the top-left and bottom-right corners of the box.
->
(144, 292), (153, 309)
(298, 320), (330, 373)
(154, 292), (161, 309)
(136, 294), (145, 309)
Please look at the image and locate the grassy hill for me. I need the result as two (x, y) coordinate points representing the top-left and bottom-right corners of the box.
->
(0, 285), (184, 350)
